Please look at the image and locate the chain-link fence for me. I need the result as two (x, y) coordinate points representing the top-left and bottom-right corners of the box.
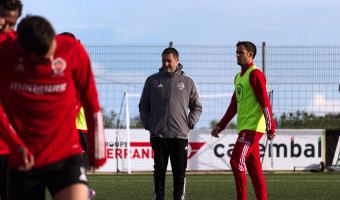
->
(85, 43), (340, 129)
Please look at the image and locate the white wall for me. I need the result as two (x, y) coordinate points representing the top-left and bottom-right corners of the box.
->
(96, 129), (324, 172)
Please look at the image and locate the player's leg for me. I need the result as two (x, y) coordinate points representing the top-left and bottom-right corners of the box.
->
(246, 132), (267, 200)
(53, 183), (88, 200)
(230, 131), (256, 200)
(150, 138), (170, 200)
(0, 154), (9, 200)
(169, 139), (188, 200)
(47, 154), (89, 200)
(78, 130), (94, 198)
(78, 129), (90, 170)
(79, 129), (87, 154)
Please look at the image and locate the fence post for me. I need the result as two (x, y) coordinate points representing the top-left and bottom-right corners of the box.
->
(262, 42), (266, 75)
(169, 41), (173, 48)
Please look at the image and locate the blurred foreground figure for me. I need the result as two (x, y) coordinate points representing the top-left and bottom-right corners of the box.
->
(0, 1), (22, 199)
(0, 15), (106, 200)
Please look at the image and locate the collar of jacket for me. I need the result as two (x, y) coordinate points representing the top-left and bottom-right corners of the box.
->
(159, 63), (183, 77)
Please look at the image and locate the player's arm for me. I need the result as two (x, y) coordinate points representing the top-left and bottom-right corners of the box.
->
(138, 78), (151, 130)
(250, 69), (276, 140)
(74, 42), (106, 168)
(211, 92), (237, 138)
(212, 73), (238, 138)
(187, 79), (202, 129)
(0, 102), (34, 170)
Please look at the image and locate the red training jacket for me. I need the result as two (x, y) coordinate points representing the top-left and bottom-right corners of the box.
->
(0, 31), (17, 155)
(0, 33), (106, 168)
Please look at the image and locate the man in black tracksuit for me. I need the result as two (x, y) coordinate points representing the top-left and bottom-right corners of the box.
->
(139, 47), (202, 200)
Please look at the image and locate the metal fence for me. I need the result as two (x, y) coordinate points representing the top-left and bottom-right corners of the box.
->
(85, 43), (340, 129)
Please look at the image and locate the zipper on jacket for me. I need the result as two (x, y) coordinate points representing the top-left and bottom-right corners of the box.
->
(166, 75), (171, 138)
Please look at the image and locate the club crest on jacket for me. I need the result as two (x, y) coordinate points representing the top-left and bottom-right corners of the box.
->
(51, 57), (66, 76)
(178, 82), (185, 90)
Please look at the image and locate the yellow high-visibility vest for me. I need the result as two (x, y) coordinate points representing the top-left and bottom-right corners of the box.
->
(235, 65), (266, 134)
(76, 107), (88, 131)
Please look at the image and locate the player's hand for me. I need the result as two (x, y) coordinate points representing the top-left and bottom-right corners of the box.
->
(267, 131), (276, 141)
(18, 146), (35, 171)
(211, 126), (221, 138)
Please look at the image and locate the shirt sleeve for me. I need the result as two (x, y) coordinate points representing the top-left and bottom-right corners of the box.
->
(138, 78), (151, 130)
(0, 102), (33, 168)
(187, 79), (202, 128)
(217, 92), (237, 130)
(249, 69), (276, 133)
(73, 42), (106, 168)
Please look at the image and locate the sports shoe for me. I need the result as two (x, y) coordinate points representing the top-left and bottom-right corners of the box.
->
(88, 188), (96, 199)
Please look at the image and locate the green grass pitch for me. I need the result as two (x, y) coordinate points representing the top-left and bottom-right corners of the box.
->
(46, 172), (340, 199)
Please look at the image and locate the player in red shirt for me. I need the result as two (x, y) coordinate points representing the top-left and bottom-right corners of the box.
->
(0, 15), (106, 199)
(0, 1), (22, 200)
(211, 41), (275, 200)
(59, 31), (96, 200)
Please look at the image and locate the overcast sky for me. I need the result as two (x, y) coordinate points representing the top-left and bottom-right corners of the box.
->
(22, 0), (339, 45)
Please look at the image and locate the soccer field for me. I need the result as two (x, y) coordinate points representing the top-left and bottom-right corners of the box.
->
(46, 172), (340, 200)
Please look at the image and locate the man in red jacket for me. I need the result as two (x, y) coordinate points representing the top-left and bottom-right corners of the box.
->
(211, 41), (275, 200)
(0, 1), (22, 199)
(0, 15), (106, 199)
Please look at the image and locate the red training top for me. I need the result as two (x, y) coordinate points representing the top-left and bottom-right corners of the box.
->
(0, 33), (106, 168)
(0, 31), (17, 155)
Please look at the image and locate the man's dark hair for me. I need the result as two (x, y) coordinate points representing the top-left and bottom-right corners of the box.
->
(0, 0), (23, 17)
(17, 15), (55, 56)
(162, 47), (179, 59)
(60, 32), (75, 38)
(236, 41), (257, 59)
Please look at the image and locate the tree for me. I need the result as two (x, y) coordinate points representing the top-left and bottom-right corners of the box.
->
(210, 110), (340, 130)
(130, 115), (144, 128)
(210, 119), (237, 129)
(102, 108), (117, 128)
(277, 110), (340, 129)
(210, 120), (218, 129)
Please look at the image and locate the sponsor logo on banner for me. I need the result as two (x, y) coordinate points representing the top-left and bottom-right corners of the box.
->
(187, 142), (205, 159)
(97, 129), (324, 172)
(213, 136), (322, 159)
(105, 141), (206, 159)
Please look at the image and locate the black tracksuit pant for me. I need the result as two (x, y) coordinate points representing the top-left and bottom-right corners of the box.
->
(0, 154), (9, 200)
(150, 138), (188, 200)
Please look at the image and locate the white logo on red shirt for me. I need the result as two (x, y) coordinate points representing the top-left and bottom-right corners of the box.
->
(10, 82), (67, 95)
(51, 57), (66, 76)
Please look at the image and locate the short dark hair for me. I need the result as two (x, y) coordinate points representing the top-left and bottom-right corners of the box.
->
(17, 15), (55, 56)
(60, 32), (75, 38)
(162, 47), (179, 59)
(236, 41), (257, 59)
(0, 0), (23, 17)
